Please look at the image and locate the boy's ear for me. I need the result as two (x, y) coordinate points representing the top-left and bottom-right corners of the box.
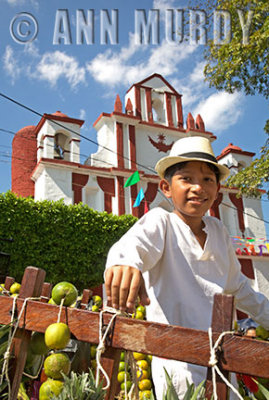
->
(215, 183), (221, 199)
(160, 179), (172, 198)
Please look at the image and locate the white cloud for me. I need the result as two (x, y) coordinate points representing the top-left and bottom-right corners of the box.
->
(193, 92), (243, 132)
(79, 109), (86, 120)
(87, 34), (197, 88)
(4, 0), (38, 7)
(33, 51), (86, 89)
(2, 46), (21, 84)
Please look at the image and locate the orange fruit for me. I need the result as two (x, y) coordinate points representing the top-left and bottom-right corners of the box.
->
(118, 361), (127, 372)
(44, 352), (71, 379)
(93, 295), (102, 307)
(133, 352), (146, 361)
(138, 379), (152, 391)
(135, 311), (145, 320)
(90, 344), (97, 359)
(30, 332), (48, 355)
(137, 360), (149, 370)
(52, 282), (78, 307)
(120, 380), (132, 392)
(136, 305), (146, 315)
(139, 389), (152, 399)
(137, 369), (150, 380)
(10, 282), (21, 294)
(39, 379), (63, 400)
(44, 323), (70, 350)
(117, 371), (130, 383)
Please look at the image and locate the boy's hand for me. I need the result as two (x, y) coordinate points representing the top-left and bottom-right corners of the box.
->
(104, 265), (150, 312)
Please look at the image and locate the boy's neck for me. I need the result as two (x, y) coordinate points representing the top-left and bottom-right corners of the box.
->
(173, 210), (207, 248)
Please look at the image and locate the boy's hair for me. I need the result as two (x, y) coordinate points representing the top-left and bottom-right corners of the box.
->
(164, 161), (220, 183)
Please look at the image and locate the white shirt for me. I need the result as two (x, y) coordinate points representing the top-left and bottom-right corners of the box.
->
(105, 207), (269, 398)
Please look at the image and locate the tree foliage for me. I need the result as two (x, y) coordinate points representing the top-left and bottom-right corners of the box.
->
(188, 0), (269, 197)
(0, 192), (137, 290)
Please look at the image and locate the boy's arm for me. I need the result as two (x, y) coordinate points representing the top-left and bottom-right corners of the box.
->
(104, 265), (150, 312)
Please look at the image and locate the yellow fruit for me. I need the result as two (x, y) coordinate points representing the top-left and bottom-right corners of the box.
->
(136, 305), (146, 315)
(135, 311), (145, 320)
(117, 371), (130, 383)
(30, 332), (48, 355)
(90, 344), (97, 359)
(44, 352), (71, 379)
(93, 295), (102, 307)
(137, 360), (149, 370)
(91, 359), (97, 370)
(52, 282), (78, 307)
(10, 282), (21, 294)
(120, 351), (125, 361)
(256, 325), (269, 340)
(120, 380), (132, 392)
(0, 284), (5, 293)
(91, 304), (99, 312)
(138, 379), (152, 391)
(11, 293), (18, 298)
(44, 323), (70, 350)
(48, 298), (56, 305)
(39, 379), (63, 400)
(133, 352), (147, 361)
(137, 369), (150, 380)
(146, 355), (152, 364)
(118, 361), (127, 372)
(139, 390), (152, 399)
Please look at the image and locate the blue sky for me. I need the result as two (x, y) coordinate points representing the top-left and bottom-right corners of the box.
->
(0, 0), (268, 234)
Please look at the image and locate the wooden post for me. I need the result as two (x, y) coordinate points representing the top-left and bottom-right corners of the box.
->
(9, 266), (46, 400)
(205, 294), (234, 400)
(4, 276), (15, 291)
(81, 289), (93, 309)
(101, 347), (122, 400)
(40, 282), (52, 303)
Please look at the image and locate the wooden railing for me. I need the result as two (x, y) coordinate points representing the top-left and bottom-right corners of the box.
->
(1, 267), (269, 400)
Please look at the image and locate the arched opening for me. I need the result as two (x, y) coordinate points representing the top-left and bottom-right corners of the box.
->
(54, 132), (70, 160)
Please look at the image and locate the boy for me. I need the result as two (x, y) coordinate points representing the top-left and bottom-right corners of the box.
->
(104, 136), (269, 399)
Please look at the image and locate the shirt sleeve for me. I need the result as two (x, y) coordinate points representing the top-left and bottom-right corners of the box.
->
(105, 208), (167, 274)
(223, 225), (269, 329)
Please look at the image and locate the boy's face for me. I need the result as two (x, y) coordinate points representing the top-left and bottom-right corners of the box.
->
(160, 161), (219, 221)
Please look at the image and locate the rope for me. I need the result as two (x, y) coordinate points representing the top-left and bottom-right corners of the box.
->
(57, 297), (65, 323)
(95, 307), (129, 390)
(22, 355), (45, 380)
(208, 327), (244, 400)
(0, 296), (41, 400)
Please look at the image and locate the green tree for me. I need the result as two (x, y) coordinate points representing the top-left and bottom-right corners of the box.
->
(189, 0), (269, 197)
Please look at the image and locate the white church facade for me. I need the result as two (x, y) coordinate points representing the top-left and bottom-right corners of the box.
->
(11, 74), (269, 315)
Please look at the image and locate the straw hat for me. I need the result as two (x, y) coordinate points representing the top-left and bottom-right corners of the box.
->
(155, 136), (230, 181)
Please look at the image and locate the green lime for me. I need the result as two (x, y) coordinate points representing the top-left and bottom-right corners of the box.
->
(52, 282), (78, 307)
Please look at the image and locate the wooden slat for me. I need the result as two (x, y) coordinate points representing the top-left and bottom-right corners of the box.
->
(40, 282), (52, 303)
(4, 276), (15, 291)
(81, 288), (93, 309)
(101, 348), (122, 400)
(0, 297), (268, 379)
(9, 267), (46, 400)
(205, 294), (234, 399)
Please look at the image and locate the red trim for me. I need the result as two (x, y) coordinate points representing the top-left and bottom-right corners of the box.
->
(69, 138), (80, 143)
(72, 173), (89, 204)
(165, 93), (174, 127)
(145, 88), (153, 122)
(139, 120), (186, 134)
(43, 134), (54, 139)
(135, 86), (142, 119)
(97, 177), (115, 214)
(217, 148), (255, 160)
(129, 125), (136, 170)
(116, 122), (124, 169)
(210, 192), (223, 219)
(93, 112), (111, 127)
(138, 182), (159, 218)
(176, 96), (183, 128)
(128, 73), (182, 97)
(117, 176), (125, 215)
(229, 193), (245, 234)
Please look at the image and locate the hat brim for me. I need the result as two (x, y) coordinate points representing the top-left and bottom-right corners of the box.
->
(155, 155), (230, 182)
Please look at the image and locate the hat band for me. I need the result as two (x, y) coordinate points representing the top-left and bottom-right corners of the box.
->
(179, 151), (217, 163)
